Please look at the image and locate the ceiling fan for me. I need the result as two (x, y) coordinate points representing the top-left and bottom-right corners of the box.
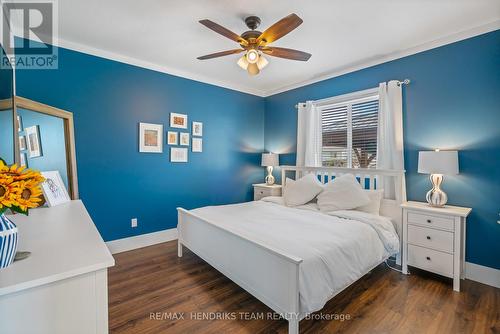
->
(197, 13), (311, 75)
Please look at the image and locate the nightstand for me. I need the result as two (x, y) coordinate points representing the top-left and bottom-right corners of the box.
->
(401, 201), (471, 291)
(252, 183), (282, 201)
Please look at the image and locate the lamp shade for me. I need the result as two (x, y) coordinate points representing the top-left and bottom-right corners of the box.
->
(261, 153), (279, 167)
(418, 150), (459, 175)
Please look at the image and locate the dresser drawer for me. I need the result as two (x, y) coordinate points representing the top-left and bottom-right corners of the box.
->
(407, 244), (453, 277)
(408, 225), (454, 253)
(407, 212), (454, 231)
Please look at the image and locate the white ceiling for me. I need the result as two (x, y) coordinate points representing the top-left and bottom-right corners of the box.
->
(10, 0), (500, 96)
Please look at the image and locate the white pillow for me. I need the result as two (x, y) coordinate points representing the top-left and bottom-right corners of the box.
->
(317, 174), (370, 212)
(283, 173), (324, 207)
(356, 189), (384, 215)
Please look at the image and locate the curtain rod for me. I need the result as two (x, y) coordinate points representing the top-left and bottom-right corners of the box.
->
(294, 79), (411, 109)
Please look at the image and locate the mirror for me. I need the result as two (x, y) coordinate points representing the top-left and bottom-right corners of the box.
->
(13, 97), (79, 199)
(0, 44), (15, 165)
(0, 43), (78, 201)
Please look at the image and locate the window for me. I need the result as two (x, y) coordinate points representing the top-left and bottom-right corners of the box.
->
(320, 93), (379, 168)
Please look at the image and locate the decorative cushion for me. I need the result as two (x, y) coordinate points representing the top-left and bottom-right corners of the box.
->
(283, 173), (324, 207)
(317, 174), (371, 212)
(356, 189), (384, 215)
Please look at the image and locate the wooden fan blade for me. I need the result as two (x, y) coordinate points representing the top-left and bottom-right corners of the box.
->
(257, 13), (303, 44)
(260, 47), (311, 61)
(197, 49), (244, 60)
(199, 19), (248, 46)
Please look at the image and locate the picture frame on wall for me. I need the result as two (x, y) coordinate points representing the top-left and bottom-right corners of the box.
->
(170, 113), (188, 129)
(170, 147), (188, 163)
(139, 122), (163, 153)
(17, 115), (22, 132)
(19, 136), (27, 150)
(192, 121), (203, 136)
(180, 132), (189, 146)
(40, 170), (71, 207)
(20, 153), (27, 167)
(25, 125), (43, 158)
(167, 131), (178, 145)
(192, 138), (202, 153)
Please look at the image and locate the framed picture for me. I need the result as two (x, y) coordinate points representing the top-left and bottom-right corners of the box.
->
(180, 132), (189, 146)
(192, 138), (202, 152)
(41, 171), (71, 207)
(167, 131), (178, 145)
(25, 125), (42, 158)
(139, 122), (163, 153)
(170, 147), (188, 163)
(20, 153), (27, 167)
(192, 121), (203, 136)
(17, 115), (22, 132)
(19, 136), (27, 150)
(170, 113), (188, 129)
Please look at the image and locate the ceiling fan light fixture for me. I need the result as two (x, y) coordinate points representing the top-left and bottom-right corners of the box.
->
(247, 62), (260, 75)
(256, 55), (268, 70)
(237, 55), (249, 70)
(246, 49), (259, 64)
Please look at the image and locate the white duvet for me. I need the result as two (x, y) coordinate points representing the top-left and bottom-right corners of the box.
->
(190, 199), (399, 314)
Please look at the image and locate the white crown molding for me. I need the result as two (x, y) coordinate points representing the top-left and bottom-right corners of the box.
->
(263, 20), (500, 97)
(465, 261), (500, 289)
(106, 228), (178, 254)
(8, 19), (499, 98)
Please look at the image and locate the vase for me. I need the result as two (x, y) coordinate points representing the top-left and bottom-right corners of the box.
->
(0, 213), (18, 269)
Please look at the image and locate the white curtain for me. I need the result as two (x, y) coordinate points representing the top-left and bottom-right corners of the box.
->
(296, 101), (321, 167)
(377, 81), (407, 201)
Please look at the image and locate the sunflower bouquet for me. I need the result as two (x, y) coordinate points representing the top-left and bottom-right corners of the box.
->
(0, 159), (45, 215)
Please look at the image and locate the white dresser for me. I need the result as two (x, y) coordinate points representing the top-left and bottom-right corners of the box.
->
(402, 201), (471, 291)
(252, 183), (282, 201)
(0, 200), (115, 334)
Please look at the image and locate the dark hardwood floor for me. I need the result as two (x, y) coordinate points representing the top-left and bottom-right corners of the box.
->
(108, 241), (499, 334)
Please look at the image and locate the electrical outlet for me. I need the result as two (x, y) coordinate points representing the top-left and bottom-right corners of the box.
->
(131, 218), (138, 228)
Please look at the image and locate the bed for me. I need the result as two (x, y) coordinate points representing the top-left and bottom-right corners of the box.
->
(177, 166), (405, 334)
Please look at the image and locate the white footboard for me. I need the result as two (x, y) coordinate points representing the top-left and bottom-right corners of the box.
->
(177, 208), (302, 334)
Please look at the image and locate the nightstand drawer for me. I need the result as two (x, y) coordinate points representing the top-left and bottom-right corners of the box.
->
(408, 244), (453, 277)
(407, 212), (454, 231)
(253, 185), (282, 201)
(408, 225), (454, 253)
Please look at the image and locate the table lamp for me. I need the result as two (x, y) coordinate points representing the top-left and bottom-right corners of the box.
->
(261, 153), (279, 185)
(418, 150), (458, 207)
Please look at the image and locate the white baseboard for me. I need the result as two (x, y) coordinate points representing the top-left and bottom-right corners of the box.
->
(106, 228), (178, 254)
(465, 262), (500, 289)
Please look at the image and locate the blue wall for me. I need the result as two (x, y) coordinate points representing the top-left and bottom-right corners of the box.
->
(15, 44), (264, 241)
(264, 30), (500, 269)
(0, 44), (14, 164)
(17, 108), (69, 187)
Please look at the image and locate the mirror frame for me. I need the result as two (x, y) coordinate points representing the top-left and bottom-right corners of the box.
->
(13, 96), (79, 199)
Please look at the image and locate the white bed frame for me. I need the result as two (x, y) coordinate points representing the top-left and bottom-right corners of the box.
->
(177, 166), (405, 334)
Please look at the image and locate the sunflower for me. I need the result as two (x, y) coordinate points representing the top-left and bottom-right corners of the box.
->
(0, 180), (15, 211)
(10, 179), (44, 212)
(0, 160), (45, 214)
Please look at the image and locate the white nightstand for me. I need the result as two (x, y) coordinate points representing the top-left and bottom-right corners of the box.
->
(402, 201), (471, 291)
(252, 183), (282, 201)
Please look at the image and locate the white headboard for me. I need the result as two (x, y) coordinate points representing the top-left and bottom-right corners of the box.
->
(281, 166), (405, 264)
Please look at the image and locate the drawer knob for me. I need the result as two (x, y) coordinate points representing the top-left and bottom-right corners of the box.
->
(426, 219), (432, 223)
(426, 256), (431, 261)
(426, 236), (431, 240)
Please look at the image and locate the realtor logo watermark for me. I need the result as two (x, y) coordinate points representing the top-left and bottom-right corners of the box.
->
(1, 0), (58, 69)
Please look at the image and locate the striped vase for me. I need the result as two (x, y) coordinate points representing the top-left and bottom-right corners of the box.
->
(0, 213), (18, 269)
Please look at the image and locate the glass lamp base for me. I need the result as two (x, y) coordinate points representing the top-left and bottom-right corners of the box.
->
(426, 174), (447, 207)
(265, 166), (275, 185)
